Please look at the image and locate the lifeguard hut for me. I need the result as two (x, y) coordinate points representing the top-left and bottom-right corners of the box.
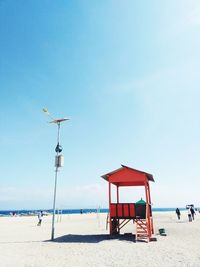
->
(102, 165), (155, 242)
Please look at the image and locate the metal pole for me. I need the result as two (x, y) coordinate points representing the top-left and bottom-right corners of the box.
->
(51, 122), (60, 241)
(51, 165), (58, 240)
(42, 109), (68, 241)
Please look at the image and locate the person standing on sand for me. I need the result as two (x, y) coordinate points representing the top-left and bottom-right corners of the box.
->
(37, 211), (43, 226)
(190, 207), (195, 220)
(176, 208), (181, 220)
(188, 208), (192, 222)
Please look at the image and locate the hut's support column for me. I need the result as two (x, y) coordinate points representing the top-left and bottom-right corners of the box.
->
(108, 181), (112, 234)
(117, 186), (119, 203)
(116, 185), (120, 233)
(145, 182), (151, 240)
(147, 183), (154, 234)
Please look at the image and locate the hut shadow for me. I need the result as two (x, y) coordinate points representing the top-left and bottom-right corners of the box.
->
(47, 234), (136, 243)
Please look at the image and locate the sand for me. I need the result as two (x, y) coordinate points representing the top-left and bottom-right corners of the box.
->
(0, 211), (200, 267)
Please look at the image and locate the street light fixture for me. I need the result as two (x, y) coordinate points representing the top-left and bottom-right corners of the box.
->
(43, 108), (69, 240)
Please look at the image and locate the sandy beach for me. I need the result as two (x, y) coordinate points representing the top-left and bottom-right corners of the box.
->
(0, 211), (199, 267)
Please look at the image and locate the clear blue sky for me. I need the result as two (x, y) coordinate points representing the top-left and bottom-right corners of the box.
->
(0, 0), (200, 210)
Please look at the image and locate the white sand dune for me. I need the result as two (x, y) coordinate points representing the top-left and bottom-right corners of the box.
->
(0, 211), (200, 267)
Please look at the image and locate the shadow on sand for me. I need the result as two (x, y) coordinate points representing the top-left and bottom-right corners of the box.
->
(47, 234), (136, 243)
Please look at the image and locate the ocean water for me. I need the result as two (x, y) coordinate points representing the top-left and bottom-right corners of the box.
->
(0, 207), (188, 216)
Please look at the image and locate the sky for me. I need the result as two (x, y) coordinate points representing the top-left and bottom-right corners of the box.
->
(0, 0), (200, 210)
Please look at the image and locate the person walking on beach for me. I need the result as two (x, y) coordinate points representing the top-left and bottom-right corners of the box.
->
(176, 208), (181, 220)
(37, 211), (43, 226)
(190, 207), (196, 220)
(188, 208), (192, 222)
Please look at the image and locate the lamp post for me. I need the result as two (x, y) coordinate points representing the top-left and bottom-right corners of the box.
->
(43, 108), (69, 240)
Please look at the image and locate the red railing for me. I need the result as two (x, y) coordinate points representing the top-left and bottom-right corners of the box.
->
(110, 203), (150, 219)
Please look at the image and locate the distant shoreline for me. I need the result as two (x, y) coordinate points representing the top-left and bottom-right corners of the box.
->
(0, 207), (194, 216)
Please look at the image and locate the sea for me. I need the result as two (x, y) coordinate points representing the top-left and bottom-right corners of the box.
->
(0, 207), (188, 217)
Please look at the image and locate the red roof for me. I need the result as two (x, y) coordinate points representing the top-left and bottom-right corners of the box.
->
(101, 165), (154, 186)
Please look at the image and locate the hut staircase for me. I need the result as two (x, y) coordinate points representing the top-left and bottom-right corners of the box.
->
(135, 218), (150, 242)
